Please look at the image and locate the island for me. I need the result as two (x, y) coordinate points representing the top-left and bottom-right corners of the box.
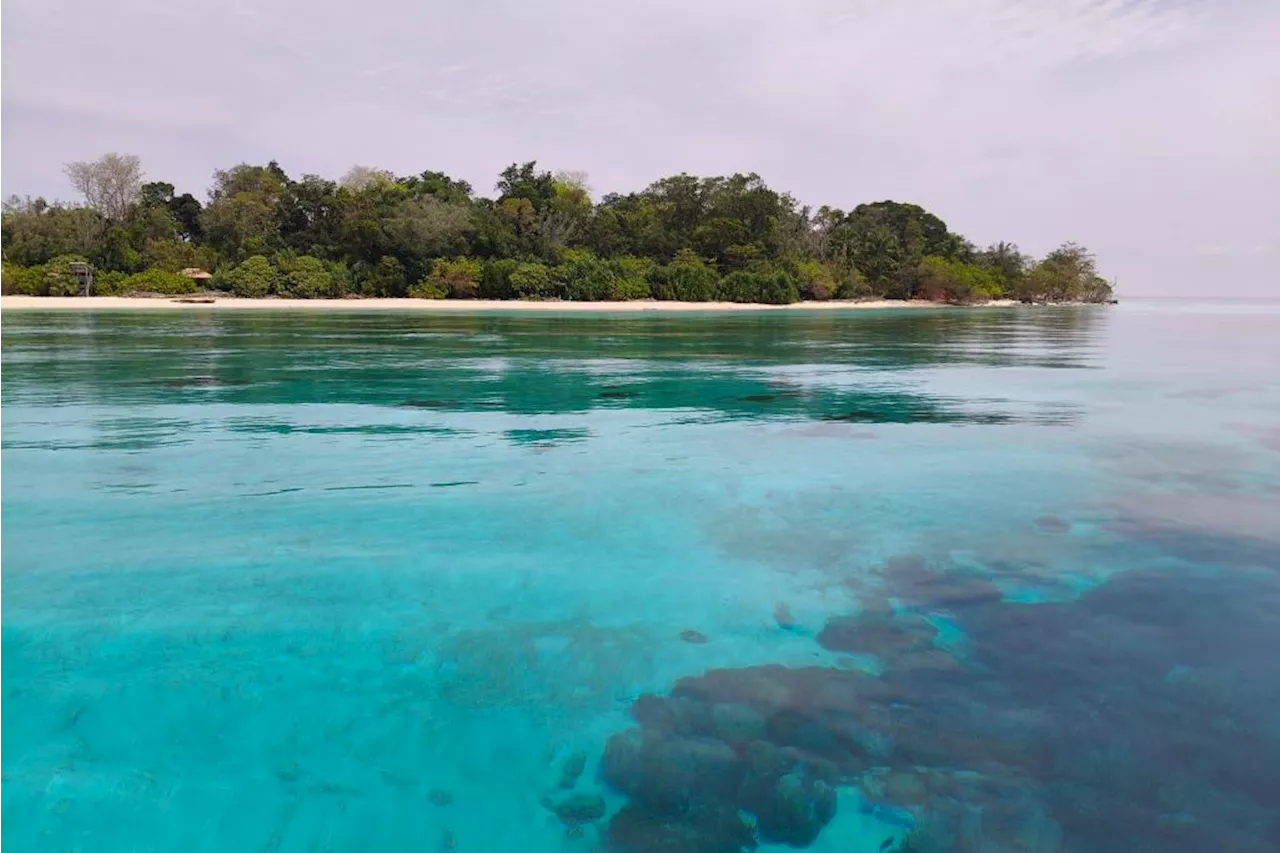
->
(3, 153), (1114, 307)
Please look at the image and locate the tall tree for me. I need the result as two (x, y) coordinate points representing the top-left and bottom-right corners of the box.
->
(63, 153), (144, 222)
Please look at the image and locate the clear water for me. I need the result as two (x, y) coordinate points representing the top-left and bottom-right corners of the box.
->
(3, 302), (1278, 852)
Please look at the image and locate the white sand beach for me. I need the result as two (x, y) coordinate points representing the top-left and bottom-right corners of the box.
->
(1, 296), (1022, 312)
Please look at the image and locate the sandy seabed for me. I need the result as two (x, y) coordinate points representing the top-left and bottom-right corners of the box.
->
(1, 296), (1022, 312)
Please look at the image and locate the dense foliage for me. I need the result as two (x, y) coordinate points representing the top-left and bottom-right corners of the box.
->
(2, 153), (1114, 304)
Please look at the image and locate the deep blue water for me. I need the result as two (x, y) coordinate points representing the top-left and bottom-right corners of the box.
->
(3, 302), (1278, 852)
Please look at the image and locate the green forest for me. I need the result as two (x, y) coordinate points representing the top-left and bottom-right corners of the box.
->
(2, 153), (1114, 304)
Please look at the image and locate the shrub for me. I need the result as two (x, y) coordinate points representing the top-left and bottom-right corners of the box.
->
(352, 255), (407, 297)
(1, 262), (48, 295)
(408, 280), (448, 299)
(92, 270), (128, 295)
(114, 268), (199, 295)
(144, 239), (219, 274)
(554, 250), (617, 301)
(411, 256), (482, 299)
(834, 268), (873, 300)
(43, 255), (94, 296)
(796, 259), (836, 300)
(508, 261), (552, 299)
(610, 256), (653, 300)
(278, 255), (336, 298)
(651, 249), (718, 302)
(223, 255), (279, 298)
(480, 258), (520, 299)
(718, 267), (799, 305)
(916, 256), (1002, 304)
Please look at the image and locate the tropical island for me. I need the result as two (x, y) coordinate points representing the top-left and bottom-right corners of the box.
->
(2, 153), (1113, 306)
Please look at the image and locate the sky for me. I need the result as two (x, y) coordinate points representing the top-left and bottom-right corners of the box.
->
(2, 0), (1277, 296)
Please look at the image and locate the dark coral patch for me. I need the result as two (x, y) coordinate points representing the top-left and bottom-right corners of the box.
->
(596, 563), (1280, 852)
(1035, 514), (1072, 533)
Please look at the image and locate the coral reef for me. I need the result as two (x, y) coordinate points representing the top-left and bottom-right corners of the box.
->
(594, 558), (1280, 851)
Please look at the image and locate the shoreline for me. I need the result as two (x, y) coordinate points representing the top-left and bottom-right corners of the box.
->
(1, 296), (1037, 312)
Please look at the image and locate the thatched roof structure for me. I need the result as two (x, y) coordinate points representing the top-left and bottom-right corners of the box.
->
(180, 268), (213, 280)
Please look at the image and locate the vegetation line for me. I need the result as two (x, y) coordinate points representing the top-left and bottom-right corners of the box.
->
(3, 154), (1113, 305)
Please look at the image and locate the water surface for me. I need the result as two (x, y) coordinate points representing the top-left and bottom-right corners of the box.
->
(3, 302), (1279, 852)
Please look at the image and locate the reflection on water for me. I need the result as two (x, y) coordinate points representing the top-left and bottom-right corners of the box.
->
(2, 303), (1278, 852)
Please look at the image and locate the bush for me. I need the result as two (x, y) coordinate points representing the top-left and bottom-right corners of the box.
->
(796, 259), (836, 300)
(411, 256), (482, 299)
(352, 255), (407, 297)
(278, 255), (336, 298)
(223, 255), (279, 298)
(508, 261), (552, 299)
(144, 239), (219, 274)
(651, 249), (718, 302)
(1, 262), (48, 295)
(408, 280), (448, 299)
(480, 258), (519, 299)
(92, 270), (128, 295)
(114, 268), (199, 295)
(834, 269), (873, 300)
(610, 256), (653, 300)
(717, 267), (799, 305)
(916, 256), (1002, 304)
(554, 250), (616, 301)
(43, 255), (93, 296)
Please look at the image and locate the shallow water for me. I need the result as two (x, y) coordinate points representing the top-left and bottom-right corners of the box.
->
(3, 302), (1278, 852)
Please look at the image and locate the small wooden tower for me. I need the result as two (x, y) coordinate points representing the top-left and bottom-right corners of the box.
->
(69, 262), (93, 296)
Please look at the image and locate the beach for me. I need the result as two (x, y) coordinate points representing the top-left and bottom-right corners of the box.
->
(1, 295), (1022, 311)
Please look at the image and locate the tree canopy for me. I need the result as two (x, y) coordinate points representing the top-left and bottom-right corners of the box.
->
(3, 155), (1114, 304)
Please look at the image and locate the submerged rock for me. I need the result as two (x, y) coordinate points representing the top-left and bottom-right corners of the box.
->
(607, 803), (757, 853)
(559, 752), (587, 789)
(748, 771), (838, 846)
(711, 702), (767, 744)
(816, 612), (937, 658)
(774, 601), (799, 631)
(1035, 515), (1072, 533)
(680, 629), (710, 644)
(549, 792), (607, 826)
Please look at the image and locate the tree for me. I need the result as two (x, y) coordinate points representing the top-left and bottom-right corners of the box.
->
(200, 163), (287, 260)
(382, 196), (471, 262)
(341, 165), (394, 191)
(1022, 243), (1113, 303)
(1, 201), (105, 266)
(976, 242), (1028, 293)
(64, 153), (143, 222)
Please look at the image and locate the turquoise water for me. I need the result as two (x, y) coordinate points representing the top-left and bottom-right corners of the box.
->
(3, 302), (1278, 852)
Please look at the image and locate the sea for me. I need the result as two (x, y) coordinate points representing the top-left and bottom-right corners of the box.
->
(2, 300), (1278, 852)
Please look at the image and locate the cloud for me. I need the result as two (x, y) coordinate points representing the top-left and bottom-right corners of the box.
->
(2, 0), (1276, 295)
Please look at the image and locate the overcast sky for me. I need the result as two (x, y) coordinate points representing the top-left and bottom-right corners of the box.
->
(3, 0), (1276, 296)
